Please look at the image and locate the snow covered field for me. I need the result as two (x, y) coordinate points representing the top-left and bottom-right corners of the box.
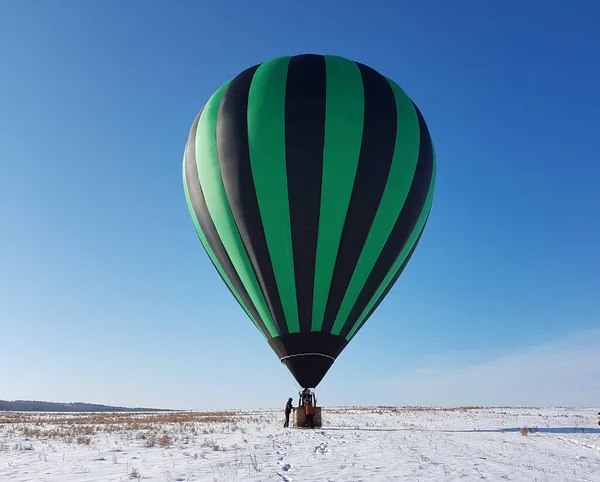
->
(1, 406), (599, 481)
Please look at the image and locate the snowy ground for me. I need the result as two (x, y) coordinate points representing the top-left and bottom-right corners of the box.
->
(1, 407), (599, 481)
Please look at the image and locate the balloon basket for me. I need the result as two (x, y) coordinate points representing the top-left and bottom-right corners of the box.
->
(292, 406), (322, 428)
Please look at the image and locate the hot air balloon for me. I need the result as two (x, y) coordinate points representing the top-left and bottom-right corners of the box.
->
(183, 54), (436, 391)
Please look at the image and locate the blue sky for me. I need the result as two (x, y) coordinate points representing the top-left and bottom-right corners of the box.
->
(0, 1), (598, 410)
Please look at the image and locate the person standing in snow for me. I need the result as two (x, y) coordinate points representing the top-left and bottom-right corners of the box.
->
(300, 389), (316, 428)
(283, 398), (293, 428)
(305, 397), (315, 428)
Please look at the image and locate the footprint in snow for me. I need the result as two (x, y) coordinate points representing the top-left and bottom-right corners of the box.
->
(275, 450), (293, 480)
(314, 442), (328, 454)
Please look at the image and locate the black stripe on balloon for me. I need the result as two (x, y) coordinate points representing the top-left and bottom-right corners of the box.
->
(285, 54), (327, 333)
(346, 222), (427, 342)
(338, 102), (434, 339)
(184, 109), (271, 339)
(321, 62), (398, 334)
(216, 64), (289, 336)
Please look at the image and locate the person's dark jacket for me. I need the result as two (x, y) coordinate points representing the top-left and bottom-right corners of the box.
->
(285, 400), (293, 415)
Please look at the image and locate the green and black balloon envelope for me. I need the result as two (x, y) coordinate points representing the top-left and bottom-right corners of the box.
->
(183, 54), (436, 389)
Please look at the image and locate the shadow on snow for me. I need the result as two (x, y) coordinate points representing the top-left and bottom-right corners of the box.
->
(323, 426), (600, 434)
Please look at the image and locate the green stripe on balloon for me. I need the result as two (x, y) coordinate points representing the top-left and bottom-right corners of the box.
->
(183, 158), (267, 339)
(247, 56), (300, 334)
(311, 55), (364, 332)
(347, 154), (436, 341)
(330, 77), (420, 336)
(195, 81), (279, 338)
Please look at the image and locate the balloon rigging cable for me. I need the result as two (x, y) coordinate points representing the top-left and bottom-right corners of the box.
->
(279, 353), (335, 362)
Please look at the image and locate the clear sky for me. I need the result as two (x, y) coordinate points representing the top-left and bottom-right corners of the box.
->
(1, 1), (598, 410)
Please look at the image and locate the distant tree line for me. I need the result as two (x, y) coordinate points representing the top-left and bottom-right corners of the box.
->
(0, 400), (173, 412)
